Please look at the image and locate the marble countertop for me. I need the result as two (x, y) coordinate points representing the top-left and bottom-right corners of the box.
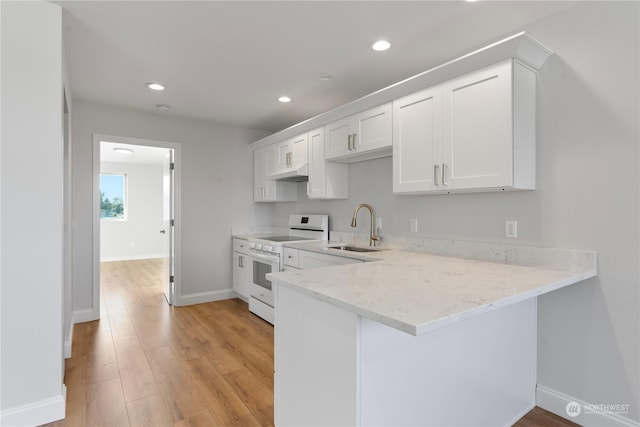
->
(267, 241), (597, 336)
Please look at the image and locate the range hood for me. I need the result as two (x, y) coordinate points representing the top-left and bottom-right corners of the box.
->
(267, 163), (309, 182)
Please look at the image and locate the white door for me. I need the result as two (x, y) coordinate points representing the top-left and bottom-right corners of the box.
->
(162, 149), (174, 305)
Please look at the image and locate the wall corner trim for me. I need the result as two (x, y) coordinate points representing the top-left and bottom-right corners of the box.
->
(537, 384), (640, 427)
(176, 289), (236, 307)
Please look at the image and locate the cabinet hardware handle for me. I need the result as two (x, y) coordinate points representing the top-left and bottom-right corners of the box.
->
(347, 134), (353, 151)
(261, 187), (265, 198)
(239, 256), (244, 268)
(288, 255), (293, 259)
(434, 164), (440, 186)
(352, 133), (357, 149)
(306, 181), (310, 196)
(442, 163), (448, 186)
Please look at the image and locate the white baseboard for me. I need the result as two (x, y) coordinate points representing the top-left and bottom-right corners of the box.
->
(537, 384), (639, 427)
(73, 307), (99, 323)
(100, 254), (163, 262)
(176, 288), (236, 306)
(64, 320), (74, 359)
(0, 385), (66, 427)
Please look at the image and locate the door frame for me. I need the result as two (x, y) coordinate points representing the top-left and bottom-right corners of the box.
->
(92, 133), (182, 319)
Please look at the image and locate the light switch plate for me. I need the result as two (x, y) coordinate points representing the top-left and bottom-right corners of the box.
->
(506, 220), (518, 238)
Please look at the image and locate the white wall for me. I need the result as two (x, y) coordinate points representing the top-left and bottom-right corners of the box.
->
(275, 1), (639, 423)
(0, 1), (66, 425)
(100, 161), (164, 261)
(72, 101), (272, 313)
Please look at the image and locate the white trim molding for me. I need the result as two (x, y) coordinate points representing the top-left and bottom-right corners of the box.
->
(73, 308), (98, 324)
(64, 320), (74, 359)
(177, 289), (236, 307)
(100, 254), (164, 263)
(0, 385), (66, 427)
(537, 385), (640, 427)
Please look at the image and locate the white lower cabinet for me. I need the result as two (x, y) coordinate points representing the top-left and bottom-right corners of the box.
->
(393, 59), (536, 194)
(274, 285), (536, 426)
(232, 238), (250, 300)
(284, 248), (363, 270)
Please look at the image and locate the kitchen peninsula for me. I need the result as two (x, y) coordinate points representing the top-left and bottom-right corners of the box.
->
(268, 241), (596, 426)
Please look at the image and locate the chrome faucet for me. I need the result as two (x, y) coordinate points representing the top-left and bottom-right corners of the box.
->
(350, 203), (379, 247)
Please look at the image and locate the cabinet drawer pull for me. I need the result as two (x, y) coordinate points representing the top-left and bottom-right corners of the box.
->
(352, 133), (357, 149)
(442, 163), (448, 186)
(239, 255), (244, 268)
(347, 134), (353, 151)
(434, 164), (440, 186)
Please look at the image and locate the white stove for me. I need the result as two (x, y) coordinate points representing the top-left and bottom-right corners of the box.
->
(247, 214), (329, 324)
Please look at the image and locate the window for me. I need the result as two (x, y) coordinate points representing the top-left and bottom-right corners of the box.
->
(100, 173), (127, 220)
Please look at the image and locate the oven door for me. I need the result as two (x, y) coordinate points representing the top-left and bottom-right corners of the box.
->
(249, 250), (279, 307)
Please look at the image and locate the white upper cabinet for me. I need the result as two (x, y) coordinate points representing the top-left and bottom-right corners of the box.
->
(275, 133), (308, 172)
(325, 103), (392, 163)
(393, 59), (536, 194)
(307, 127), (348, 200)
(254, 145), (297, 202)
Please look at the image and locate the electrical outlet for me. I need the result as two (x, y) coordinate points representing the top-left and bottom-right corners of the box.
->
(505, 220), (518, 238)
(410, 218), (418, 233)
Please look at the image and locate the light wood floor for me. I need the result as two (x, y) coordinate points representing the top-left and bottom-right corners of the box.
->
(42, 258), (578, 427)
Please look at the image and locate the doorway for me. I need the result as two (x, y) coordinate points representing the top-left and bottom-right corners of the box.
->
(93, 134), (182, 319)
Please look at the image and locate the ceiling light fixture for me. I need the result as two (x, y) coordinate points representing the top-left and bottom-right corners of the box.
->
(145, 82), (165, 91)
(114, 148), (134, 154)
(318, 73), (333, 81)
(278, 96), (292, 103)
(371, 40), (391, 52)
(156, 104), (171, 111)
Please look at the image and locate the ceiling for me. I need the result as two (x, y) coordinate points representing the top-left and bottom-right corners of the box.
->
(101, 141), (170, 165)
(56, 1), (577, 134)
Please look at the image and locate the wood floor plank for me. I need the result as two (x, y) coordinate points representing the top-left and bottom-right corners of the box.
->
(113, 337), (160, 402)
(172, 410), (216, 427)
(86, 377), (130, 427)
(126, 394), (174, 427)
(146, 346), (208, 421)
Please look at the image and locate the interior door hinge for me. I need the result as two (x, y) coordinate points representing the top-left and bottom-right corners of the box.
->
(170, 219), (174, 227)
(169, 275), (174, 283)
(170, 163), (175, 170)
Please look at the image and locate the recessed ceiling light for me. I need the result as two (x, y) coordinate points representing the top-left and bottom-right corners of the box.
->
(371, 40), (391, 52)
(146, 82), (165, 91)
(318, 73), (333, 81)
(114, 148), (134, 154)
(156, 104), (171, 111)
(278, 96), (292, 103)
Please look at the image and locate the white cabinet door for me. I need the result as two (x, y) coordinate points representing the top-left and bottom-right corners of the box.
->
(325, 103), (392, 162)
(276, 133), (308, 172)
(232, 251), (250, 300)
(325, 117), (352, 159)
(442, 60), (514, 190)
(393, 86), (443, 193)
(352, 103), (392, 154)
(308, 127), (349, 199)
(254, 146), (276, 201)
(253, 145), (297, 202)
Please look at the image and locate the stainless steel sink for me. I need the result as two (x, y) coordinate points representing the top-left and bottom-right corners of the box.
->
(328, 245), (381, 253)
